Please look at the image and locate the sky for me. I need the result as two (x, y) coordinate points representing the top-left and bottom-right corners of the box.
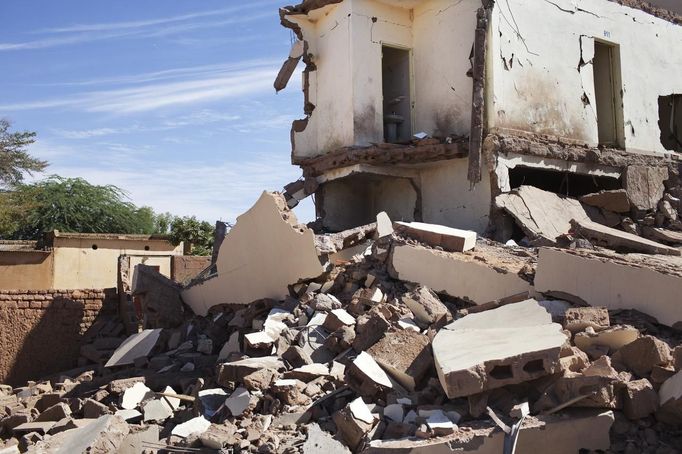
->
(0, 0), (315, 224)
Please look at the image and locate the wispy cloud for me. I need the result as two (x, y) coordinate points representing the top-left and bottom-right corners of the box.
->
(0, 62), (280, 114)
(0, 1), (281, 52)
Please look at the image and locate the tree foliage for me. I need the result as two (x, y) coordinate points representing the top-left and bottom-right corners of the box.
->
(0, 119), (47, 187)
(168, 216), (215, 256)
(0, 176), (157, 240)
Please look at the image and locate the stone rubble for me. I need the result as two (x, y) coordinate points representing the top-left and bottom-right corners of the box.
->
(0, 197), (681, 454)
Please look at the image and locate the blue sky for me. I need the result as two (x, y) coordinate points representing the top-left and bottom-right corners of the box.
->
(0, 0), (314, 223)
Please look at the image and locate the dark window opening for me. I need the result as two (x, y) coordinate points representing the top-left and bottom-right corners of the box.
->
(523, 359), (545, 374)
(659, 94), (682, 152)
(509, 166), (621, 197)
(489, 364), (514, 380)
(593, 41), (624, 147)
(91, 244), (98, 250)
(382, 46), (412, 143)
(144, 245), (151, 251)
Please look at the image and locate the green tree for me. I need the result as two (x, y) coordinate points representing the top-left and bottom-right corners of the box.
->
(0, 119), (47, 187)
(0, 176), (156, 239)
(169, 216), (214, 256)
(152, 211), (176, 234)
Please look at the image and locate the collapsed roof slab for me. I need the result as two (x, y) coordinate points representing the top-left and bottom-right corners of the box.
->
(389, 241), (534, 305)
(432, 299), (567, 398)
(365, 409), (614, 454)
(182, 192), (326, 316)
(535, 247), (682, 326)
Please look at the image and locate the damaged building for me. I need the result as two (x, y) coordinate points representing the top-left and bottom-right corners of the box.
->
(275, 0), (682, 237)
(1, 1), (682, 453)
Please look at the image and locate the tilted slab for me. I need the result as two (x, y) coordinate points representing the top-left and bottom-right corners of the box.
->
(182, 192), (325, 316)
(390, 242), (533, 305)
(432, 300), (566, 398)
(535, 247), (682, 326)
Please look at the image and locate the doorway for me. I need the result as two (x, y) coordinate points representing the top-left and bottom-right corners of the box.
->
(382, 45), (412, 143)
(593, 41), (624, 147)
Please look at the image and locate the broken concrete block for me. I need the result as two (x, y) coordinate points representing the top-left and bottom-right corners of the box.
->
(245, 332), (275, 350)
(303, 423), (351, 454)
(333, 398), (375, 450)
(616, 335), (672, 377)
(225, 387), (250, 417)
(580, 189), (631, 213)
(622, 379), (658, 420)
(658, 370), (682, 425)
(12, 422), (55, 435)
(367, 330), (433, 392)
(217, 356), (284, 386)
(142, 398), (173, 422)
(394, 221), (476, 252)
(284, 363), (329, 382)
(383, 404), (404, 423)
(347, 352), (393, 397)
(120, 382), (152, 410)
(401, 286), (451, 327)
(35, 402), (71, 422)
(323, 309), (356, 332)
(273, 379), (310, 406)
(563, 307), (609, 333)
(570, 219), (681, 256)
(172, 416), (211, 438)
(432, 300), (566, 398)
(217, 332), (240, 362)
(535, 247), (682, 326)
(199, 422), (239, 449)
(104, 329), (162, 368)
(82, 398), (110, 419)
(583, 356), (619, 380)
(352, 310), (391, 352)
(534, 373), (619, 411)
(573, 325), (640, 353)
(391, 243), (532, 305)
(365, 410), (614, 453)
(182, 192), (326, 316)
(495, 185), (592, 244)
(32, 415), (130, 453)
(376, 212), (393, 239)
(623, 165), (668, 211)
(114, 409), (142, 422)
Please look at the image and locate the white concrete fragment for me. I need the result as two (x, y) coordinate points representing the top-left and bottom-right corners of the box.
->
(114, 409), (142, 422)
(330, 309), (356, 326)
(660, 370), (682, 406)
(376, 212), (394, 238)
(245, 331), (275, 348)
(397, 318), (421, 332)
(217, 332), (240, 362)
(353, 352), (393, 389)
(142, 399), (173, 422)
(121, 382), (152, 410)
(349, 397), (374, 424)
(171, 416), (211, 438)
(394, 221), (476, 252)
(225, 387), (250, 417)
(182, 192), (325, 316)
(420, 409), (455, 431)
(307, 312), (327, 327)
(162, 386), (181, 410)
(105, 329), (162, 368)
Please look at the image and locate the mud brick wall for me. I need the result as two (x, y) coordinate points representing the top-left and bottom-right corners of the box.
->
(0, 289), (117, 387)
(171, 255), (211, 284)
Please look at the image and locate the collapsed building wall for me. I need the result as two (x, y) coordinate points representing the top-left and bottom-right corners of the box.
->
(0, 289), (117, 386)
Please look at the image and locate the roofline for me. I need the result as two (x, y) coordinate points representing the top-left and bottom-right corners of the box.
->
(47, 230), (174, 242)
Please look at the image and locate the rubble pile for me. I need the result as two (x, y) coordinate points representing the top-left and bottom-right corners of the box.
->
(1, 196), (682, 454)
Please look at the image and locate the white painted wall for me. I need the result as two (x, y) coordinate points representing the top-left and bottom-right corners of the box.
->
(489, 0), (682, 153)
(419, 159), (491, 232)
(289, 0), (478, 159)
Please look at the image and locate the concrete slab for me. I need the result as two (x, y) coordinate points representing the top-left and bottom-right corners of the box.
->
(580, 189), (631, 213)
(394, 221), (476, 252)
(367, 329), (433, 391)
(364, 410), (614, 454)
(432, 300), (566, 398)
(120, 382), (152, 410)
(225, 387), (250, 417)
(536, 247), (682, 326)
(104, 329), (162, 368)
(142, 398), (173, 422)
(182, 192), (325, 316)
(390, 243), (533, 305)
(34, 415), (130, 454)
(571, 219), (680, 256)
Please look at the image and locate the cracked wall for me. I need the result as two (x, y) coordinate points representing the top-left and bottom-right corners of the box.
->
(488, 0), (682, 153)
(285, 0), (480, 160)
